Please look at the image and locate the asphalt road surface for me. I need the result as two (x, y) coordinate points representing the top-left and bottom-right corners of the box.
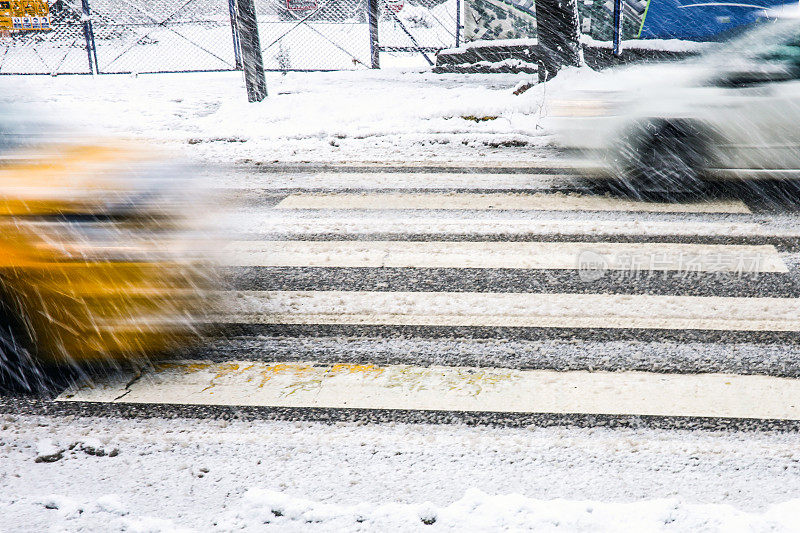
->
(5, 161), (800, 430)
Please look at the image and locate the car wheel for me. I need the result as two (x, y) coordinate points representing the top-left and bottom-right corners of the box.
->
(0, 289), (50, 393)
(613, 120), (710, 200)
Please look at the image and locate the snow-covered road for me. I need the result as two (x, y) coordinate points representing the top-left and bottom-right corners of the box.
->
(4, 160), (800, 532)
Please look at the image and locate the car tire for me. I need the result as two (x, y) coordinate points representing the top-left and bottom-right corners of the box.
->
(612, 120), (711, 200)
(0, 288), (49, 393)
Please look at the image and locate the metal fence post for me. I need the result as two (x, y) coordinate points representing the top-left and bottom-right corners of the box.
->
(535, 0), (582, 81)
(455, 0), (461, 47)
(235, 0), (267, 102)
(81, 0), (99, 74)
(612, 0), (623, 56)
(228, 0), (243, 69)
(368, 0), (380, 69)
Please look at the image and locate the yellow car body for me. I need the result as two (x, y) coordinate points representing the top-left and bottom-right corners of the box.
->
(0, 141), (206, 367)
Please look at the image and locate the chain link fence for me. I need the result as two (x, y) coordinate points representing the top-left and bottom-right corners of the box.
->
(0, 0), (458, 74)
(379, 0), (458, 54)
(0, 1), (92, 74)
(257, 0), (370, 70)
(90, 0), (238, 74)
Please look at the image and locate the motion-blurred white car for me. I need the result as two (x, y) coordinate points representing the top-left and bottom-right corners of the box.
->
(550, 11), (800, 194)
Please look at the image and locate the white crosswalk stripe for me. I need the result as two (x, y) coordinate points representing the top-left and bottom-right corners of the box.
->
(250, 216), (784, 238)
(275, 192), (751, 213)
(211, 172), (569, 191)
(221, 290), (800, 332)
(224, 240), (788, 272)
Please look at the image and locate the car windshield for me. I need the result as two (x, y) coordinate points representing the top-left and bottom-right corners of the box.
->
(701, 17), (800, 64)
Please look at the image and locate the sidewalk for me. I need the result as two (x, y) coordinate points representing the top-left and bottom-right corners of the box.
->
(0, 68), (592, 164)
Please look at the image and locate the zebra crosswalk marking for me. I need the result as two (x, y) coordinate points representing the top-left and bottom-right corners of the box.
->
(220, 291), (800, 332)
(212, 173), (567, 191)
(53, 175), (800, 423)
(275, 192), (751, 214)
(224, 241), (788, 272)
(252, 216), (777, 238)
(56, 361), (800, 421)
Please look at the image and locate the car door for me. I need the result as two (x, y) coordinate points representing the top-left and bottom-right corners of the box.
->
(717, 36), (800, 173)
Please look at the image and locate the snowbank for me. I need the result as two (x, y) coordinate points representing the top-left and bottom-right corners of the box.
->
(4, 414), (800, 531)
(222, 489), (800, 531)
(23, 486), (800, 531)
(0, 68), (593, 163)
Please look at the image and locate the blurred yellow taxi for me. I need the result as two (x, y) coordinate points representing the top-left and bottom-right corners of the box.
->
(0, 139), (209, 390)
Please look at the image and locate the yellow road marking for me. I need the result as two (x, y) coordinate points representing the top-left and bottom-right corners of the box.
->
(57, 361), (800, 420)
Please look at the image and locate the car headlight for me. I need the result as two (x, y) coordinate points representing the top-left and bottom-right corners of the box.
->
(549, 98), (615, 118)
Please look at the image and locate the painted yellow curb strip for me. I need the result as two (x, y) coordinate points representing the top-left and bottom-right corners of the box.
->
(58, 361), (800, 420)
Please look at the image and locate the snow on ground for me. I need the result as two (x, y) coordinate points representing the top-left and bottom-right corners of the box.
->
(3, 414), (800, 532)
(0, 68), (598, 164)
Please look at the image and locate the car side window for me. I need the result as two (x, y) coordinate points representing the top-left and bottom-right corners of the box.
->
(759, 43), (800, 64)
(755, 31), (800, 69)
(750, 35), (800, 81)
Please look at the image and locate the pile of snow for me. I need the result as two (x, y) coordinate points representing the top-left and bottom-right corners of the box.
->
(443, 35), (710, 55)
(0, 68), (601, 163)
(33, 437), (120, 463)
(33, 439), (64, 463)
(38, 493), (127, 520)
(221, 488), (800, 530)
(34, 493), (193, 533)
(4, 414), (800, 531)
(25, 488), (800, 531)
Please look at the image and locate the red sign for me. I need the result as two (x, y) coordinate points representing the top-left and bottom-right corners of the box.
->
(286, 0), (318, 11)
(386, 1), (404, 13)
